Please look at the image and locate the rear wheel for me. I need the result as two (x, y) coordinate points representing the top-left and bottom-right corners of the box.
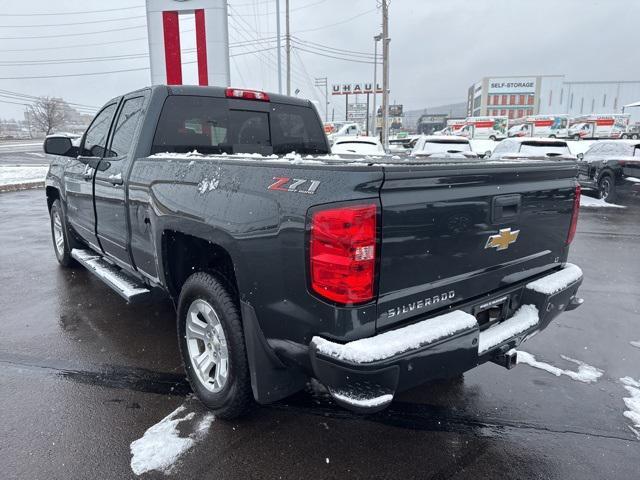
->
(177, 272), (253, 419)
(549, 134), (556, 138)
(573, 134), (581, 140)
(621, 133), (629, 139)
(632, 134), (639, 140)
(49, 199), (77, 267)
(598, 174), (617, 203)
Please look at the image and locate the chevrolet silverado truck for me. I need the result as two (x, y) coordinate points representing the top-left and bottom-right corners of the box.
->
(44, 85), (584, 418)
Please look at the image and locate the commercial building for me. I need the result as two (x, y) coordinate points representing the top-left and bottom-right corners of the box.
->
(467, 75), (640, 122)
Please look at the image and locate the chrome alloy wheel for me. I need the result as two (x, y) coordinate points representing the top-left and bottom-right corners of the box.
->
(185, 299), (229, 393)
(52, 209), (65, 258)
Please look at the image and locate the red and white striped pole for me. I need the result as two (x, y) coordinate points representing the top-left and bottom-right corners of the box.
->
(146, 0), (230, 87)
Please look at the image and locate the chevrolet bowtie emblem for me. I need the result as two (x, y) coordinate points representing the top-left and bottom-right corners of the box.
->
(485, 228), (520, 251)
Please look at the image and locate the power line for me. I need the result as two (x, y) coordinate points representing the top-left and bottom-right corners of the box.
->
(0, 15), (146, 28)
(291, 37), (376, 59)
(294, 46), (381, 65)
(0, 67), (150, 81)
(293, 8), (377, 33)
(0, 24), (146, 40)
(0, 6), (144, 16)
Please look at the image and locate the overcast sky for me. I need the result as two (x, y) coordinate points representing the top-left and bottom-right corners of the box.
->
(1, 0), (639, 120)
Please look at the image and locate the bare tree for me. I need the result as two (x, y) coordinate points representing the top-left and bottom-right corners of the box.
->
(26, 96), (68, 136)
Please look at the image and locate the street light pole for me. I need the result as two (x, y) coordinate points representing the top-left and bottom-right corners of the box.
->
(285, 0), (291, 96)
(276, 0), (282, 94)
(381, 0), (390, 150)
(314, 77), (329, 123)
(372, 34), (381, 138)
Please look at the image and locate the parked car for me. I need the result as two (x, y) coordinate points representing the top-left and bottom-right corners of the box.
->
(491, 137), (575, 160)
(44, 85), (583, 419)
(410, 135), (477, 158)
(332, 135), (386, 155)
(577, 140), (640, 202)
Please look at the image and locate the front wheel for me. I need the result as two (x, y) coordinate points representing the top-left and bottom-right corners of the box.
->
(49, 199), (77, 267)
(177, 272), (253, 419)
(598, 174), (617, 203)
(489, 135), (497, 141)
(621, 133), (629, 139)
(573, 134), (582, 140)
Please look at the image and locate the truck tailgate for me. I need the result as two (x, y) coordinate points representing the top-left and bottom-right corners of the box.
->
(377, 160), (578, 330)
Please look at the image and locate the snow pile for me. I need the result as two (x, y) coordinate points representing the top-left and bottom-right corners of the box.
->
(625, 176), (640, 183)
(197, 177), (220, 194)
(0, 165), (48, 187)
(130, 404), (214, 476)
(630, 341), (640, 349)
(478, 304), (539, 353)
(313, 310), (477, 363)
(580, 195), (625, 208)
(620, 376), (640, 440)
(517, 351), (603, 383)
(330, 389), (394, 408)
(525, 263), (582, 295)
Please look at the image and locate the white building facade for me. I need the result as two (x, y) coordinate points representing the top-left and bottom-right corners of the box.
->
(468, 75), (640, 122)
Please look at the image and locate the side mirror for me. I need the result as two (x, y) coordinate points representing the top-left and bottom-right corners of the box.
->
(577, 153), (584, 160)
(44, 136), (77, 157)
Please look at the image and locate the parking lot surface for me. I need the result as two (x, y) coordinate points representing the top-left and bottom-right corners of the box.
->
(1, 188), (639, 479)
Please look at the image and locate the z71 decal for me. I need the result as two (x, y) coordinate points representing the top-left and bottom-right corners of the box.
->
(268, 177), (321, 194)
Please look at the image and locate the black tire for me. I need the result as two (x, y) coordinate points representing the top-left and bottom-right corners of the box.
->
(549, 134), (556, 139)
(621, 133), (628, 139)
(489, 135), (497, 141)
(598, 173), (617, 203)
(177, 272), (253, 419)
(49, 199), (78, 267)
(573, 134), (581, 140)
(632, 134), (639, 140)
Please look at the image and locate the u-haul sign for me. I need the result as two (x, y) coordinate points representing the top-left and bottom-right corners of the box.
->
(332, 83), (383, 95)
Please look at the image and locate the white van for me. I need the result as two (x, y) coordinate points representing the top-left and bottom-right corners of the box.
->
(456, 116), (508, 140)
(508, 115), (570, 138)
(568, 114), (630, 140)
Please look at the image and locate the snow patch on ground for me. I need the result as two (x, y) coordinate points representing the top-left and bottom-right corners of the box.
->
(580, 194), (625, 208)
(130, 404), (215, 476)
(517, 351), (603, 383)
(313, 310), (477, 364)
(620, 377), (640, 440)
(526, 263), (582, 295)
(630, 341), (640, 349)
(478, 305), (539, 353)
(0, 165), (48, 187)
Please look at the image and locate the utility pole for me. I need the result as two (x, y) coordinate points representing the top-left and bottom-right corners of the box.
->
(381, 0), (390, 149)
(314, 77), (329, 122)
(285, 0), (291, 95)
(372, 34), (381, 138)
(276, 0), (282, 94)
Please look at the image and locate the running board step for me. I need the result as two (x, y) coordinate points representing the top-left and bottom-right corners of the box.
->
(71, 249), (152, 303)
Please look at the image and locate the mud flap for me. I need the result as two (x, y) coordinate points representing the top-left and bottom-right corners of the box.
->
(240, 301), (307, 404)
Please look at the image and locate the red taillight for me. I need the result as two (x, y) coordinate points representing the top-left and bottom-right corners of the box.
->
(309, 204), (377, 305)
(225, 87), (270, 102)
(566, 185), (580, 245)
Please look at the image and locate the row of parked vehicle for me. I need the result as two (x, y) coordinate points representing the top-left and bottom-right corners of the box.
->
(327, 131), (639, 203)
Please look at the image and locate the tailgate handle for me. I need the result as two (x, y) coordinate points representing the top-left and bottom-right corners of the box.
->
(492, 194), (521, 223)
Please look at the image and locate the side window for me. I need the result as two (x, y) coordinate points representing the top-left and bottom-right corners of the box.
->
(152, 96), (229, 154)
(583, 143), (601, 157)
(107, 97), (145, 158)
(82, 103), (117, 157)
(492, 140), (511, 155)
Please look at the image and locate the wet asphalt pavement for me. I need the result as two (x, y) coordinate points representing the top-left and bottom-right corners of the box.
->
(1, 187), (639, 479)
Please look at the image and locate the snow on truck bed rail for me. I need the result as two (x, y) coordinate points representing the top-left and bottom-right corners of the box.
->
(146, 150), (558, 167)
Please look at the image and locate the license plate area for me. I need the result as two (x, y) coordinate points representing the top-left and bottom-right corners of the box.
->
(473, 295), (509, 331)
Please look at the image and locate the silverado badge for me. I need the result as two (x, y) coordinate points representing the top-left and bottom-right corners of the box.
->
(485, 228), (519, 251)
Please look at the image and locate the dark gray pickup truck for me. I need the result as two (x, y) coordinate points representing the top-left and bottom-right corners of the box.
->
(44, 85), (584, 418)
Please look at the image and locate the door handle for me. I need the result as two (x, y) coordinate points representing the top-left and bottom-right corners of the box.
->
(492, 194), (521, 224)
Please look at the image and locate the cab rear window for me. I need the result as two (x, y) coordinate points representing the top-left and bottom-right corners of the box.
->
(151, 95), (328, 155)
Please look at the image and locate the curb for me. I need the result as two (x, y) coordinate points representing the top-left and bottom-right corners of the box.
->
(0, 181), (45, 193)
